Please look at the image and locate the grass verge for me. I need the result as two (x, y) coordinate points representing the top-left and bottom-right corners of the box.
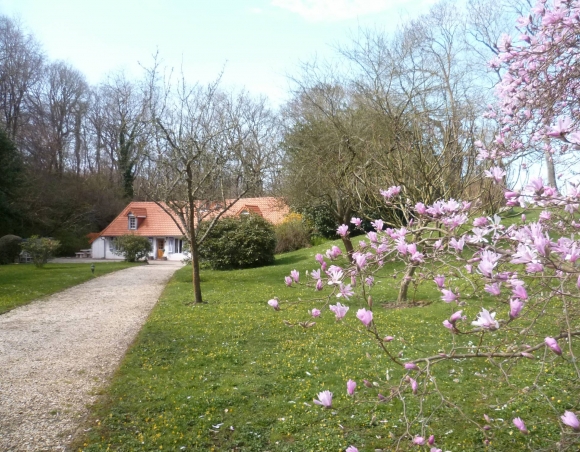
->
(0, 261), (141, 314)
(75, 240), (576, 451)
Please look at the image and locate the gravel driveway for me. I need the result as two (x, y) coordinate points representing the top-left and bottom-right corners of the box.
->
(0, 261), (183, 451)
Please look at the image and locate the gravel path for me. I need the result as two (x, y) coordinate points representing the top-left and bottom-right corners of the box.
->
(0, 261), (183, 451)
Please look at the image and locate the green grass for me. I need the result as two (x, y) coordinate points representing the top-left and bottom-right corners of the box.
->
(0, 262), (141, 314)
(75, 241), (578, 452)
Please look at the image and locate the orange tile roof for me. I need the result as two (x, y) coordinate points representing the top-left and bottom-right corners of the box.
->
(127, 207), (148, 218)
(98, 197), (289, 237)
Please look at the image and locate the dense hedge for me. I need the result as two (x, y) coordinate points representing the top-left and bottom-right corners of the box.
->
(0, 234), (22, 264)
(198, 214), (276, 270)
(116, 234), (152, 262)
(275, 217), (311, 254)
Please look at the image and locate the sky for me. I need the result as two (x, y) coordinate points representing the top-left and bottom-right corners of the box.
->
(0, 0), (439, 106)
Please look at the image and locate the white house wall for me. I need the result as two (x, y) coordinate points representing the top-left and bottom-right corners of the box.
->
(91, 236), (187, 261)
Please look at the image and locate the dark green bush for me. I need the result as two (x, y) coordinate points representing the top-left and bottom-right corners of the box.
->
(275, 220), (311, 254)
(0, 234), (22, 264)
(115, 234), (152, 262)
(198, 214), (276, 270)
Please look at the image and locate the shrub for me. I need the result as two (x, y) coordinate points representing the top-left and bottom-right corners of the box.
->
(20, 236), (60, 268)
(115, 234), (152, 262)
(198, 214), (276, 270)
(275, 218), (311, 254)
(0, 234), (22, 264)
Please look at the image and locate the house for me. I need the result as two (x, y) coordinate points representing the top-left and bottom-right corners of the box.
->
(91, 197), (289, 261)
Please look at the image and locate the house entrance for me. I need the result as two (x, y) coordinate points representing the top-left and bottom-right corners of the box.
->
(157, 239), (165, 259)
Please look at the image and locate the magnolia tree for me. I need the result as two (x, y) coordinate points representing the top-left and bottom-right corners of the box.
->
(268, 1), (580, 450)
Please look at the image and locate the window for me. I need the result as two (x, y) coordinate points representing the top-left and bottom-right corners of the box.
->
(108, 238), (117, 252)
(167, 238), (174, 253)
(175, 239), (183, 253)
(128, 215), (137, 230)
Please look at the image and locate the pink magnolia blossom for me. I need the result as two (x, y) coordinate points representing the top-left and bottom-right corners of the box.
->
(430, 449), (442, 452)
(337, 224), (349, 237)
(441, 289), (458, 303)
(346, 379), (356, 395)
(350, 217), (362, 227)
(290, 269), (299, 283)
(449, 310), (464, 324)
(545, 337), (562, 355)
(310, 308), (321, 317)
(371, 219), (384, 231)
(512, 285), (528, 300)
(315, 253), (325, 266)
(337, 283), (354, 299)
(356, 308), (373, 326)
(509, 299), (524, 319)
(329, 302), (349, 320)
(267, 299), (279, 310)
(561, 411), (580, 430)
(513, 417), (528, 434)
(380, 185), (401, 199)
(428, 435), (435, 445)
(412, 436), (426, 445)
(405, 363), (419, 371)
(346, 447), (359, 452)
(315, 279), (323, 291)
(383, 336), (394, 342)
(484, 283), (501, 296)
(473, 217), (488, 227)
(313, 390), (333, 408)
(365, 276), (374, 287)
(284, 276), (293, 287)
(484, 166), (506, 183)
(472, 308), (499, 330)
(409, 377), (418, 394)
(442, 320), (454, 331)
(415, 202), (427, 214)
(433, 275), (445, 289)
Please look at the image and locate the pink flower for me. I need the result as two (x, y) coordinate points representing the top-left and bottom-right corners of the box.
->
(545, 337), (562, 355)
(346, 447), (359, 452)
(315, 279), (323, 291)
(405, 363), (419, 371)
(449, 310), (464, 324)
(329, 302), (349, 320)
(290, 269), (299, 283)
(347, 379), (356, 395)
(267, 299), (279, 310)
(471, 308), (499, 330)
(484, 283), (501, 296)
(337, 224), (349, 237)
(513, 417), (528, 434)
(412, 436), (426, 445)
(310, 308), (321, 317)
(473, 217), (488, 227)
(512, 285), (528, 300)
(409, 377), (418, 394)
(383, 336), (394, 342)
(356, 308), (373, 326)
(315, 253), (325, 266)
(365, 276), (374, 287)
(561, 411), (580, 430)
(284, 276), (293, 287)
(484, 166), (506, 183)
(509, 299), (524, 319)
(313, 390), (333, 408)
(441, 289), (458, 303)
(380, 186), (401, 199)
(350, 217), (362, 227)
(371, 219), (384, 231)
(428, 435), (435, 445)
(415, 202), (427, 214)
(434, 275), (445, 288)
(337, 283), (354, 299)
(442, 320), (454, 331)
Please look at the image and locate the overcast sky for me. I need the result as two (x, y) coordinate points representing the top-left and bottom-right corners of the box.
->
(0, 0), (440, 106)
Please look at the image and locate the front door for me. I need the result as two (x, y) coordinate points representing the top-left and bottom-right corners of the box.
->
(157, 239), (165, 259)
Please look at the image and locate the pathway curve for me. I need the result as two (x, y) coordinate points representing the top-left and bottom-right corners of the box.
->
(0, 261), (183, 451)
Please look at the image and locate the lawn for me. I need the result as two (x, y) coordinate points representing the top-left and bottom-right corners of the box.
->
(0, 261), (141, 314)
(75, 239), (576, 451)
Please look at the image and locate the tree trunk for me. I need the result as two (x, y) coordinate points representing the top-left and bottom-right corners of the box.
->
(190, 238), (203, 304)
(341, 236), (354, 263)
(397, 263), (417, 304)
(544, 148), (558, 192)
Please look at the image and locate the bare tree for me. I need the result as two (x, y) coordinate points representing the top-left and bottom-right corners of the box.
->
(0, 16), (43, 141)
(147, 76), (271, 303)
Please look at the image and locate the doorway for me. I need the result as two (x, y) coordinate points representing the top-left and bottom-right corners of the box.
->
(156, 239), (165, 259)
